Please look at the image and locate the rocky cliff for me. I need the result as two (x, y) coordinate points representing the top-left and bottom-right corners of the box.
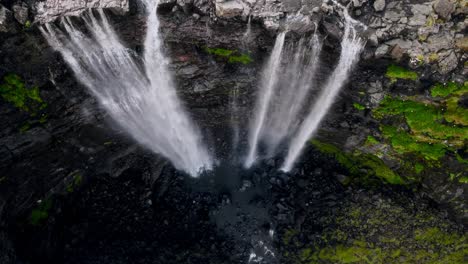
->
(0, 0), (466, 263)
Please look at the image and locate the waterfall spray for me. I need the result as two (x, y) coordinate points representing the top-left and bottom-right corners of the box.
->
(40, 0), (214, 176)
(280, 10), (365, 172)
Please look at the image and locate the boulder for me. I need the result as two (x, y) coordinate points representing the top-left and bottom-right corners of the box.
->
(373, 0), (385, 12)
(0, 5), (16, 33)
(438, 50), (458, 74)
(433, 0), (455, 20)
(455, 37), (468, 51)
(12, 2), (28, 25)
(177, 0), (193, 13)
(215, 0), (244, 18)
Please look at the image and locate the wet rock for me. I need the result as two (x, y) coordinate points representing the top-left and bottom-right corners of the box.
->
(373, 0), (385, 12)
(0, 232), (16, 264)
(0, 5), (16, 33)
(193, 0), (211, 14)
(335, 174), (350, 185)
(177, 0), (193, 13)
(438, 50), (458, 74)
(389, 44), (405, 60)
(374, 44), (390, 58)
(427, 33), (454, 53)
(433, 0), (455, 20)
(215, 0), (244, 18)
(12, 2), (28, 25)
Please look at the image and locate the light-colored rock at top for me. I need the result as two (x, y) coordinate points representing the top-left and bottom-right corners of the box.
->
(433, 0), (455, 20)
(373, 0), (385, 12)
(35, 0), (129, 23)
(216, 0), (244, 18)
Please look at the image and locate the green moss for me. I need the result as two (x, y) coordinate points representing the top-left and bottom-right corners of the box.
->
(205, 47), (252, 65)
(289, 205), (468, 264)
(414, 163), (424, 174)
(428, 53), (439, 63)
(365, 135), (379, 145)
(385, 65), (418, 82)
(29, 198), (53, 226)
(66, 171), (83, 193)
(0, 176), (6, 184)
(459, 176), (468, 184)
(311, 140), (404, 185)
(283, 229), (299, 245)
(414, 227), (465, 246)
(374, 96), (466, 148)
(353, 103), (366, 111)
(380, 126), (446, 161)
(19, 122), (31, 133)
(24, 20), (31, 28)
(0, 74), (46, 113)
(228, 54), (253, 65)
(430, 81), (466, 98)
(359, 153), (405, 184)
(205, 47), (234, 57)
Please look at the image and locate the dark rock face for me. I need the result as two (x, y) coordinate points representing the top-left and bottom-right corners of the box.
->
(0, 0), (466, 263)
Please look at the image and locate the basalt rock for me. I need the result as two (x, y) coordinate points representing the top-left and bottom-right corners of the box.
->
(0, 0), (466, 263)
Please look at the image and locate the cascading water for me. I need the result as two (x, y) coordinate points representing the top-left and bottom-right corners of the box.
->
(281, 10), (365, 172)
(244, 32), (286, 168)
(40, 0), (213, 176)
(262, 32), (322, 157)
(244, 30), (323, 167)
(244, 5), (364, 172)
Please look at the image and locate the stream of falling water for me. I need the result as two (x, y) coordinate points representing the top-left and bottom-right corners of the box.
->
(244, 32), (287, 168)
(40, 0), (213, 176)
(245, 6), (365, 171)
(281, 9), (365, 172)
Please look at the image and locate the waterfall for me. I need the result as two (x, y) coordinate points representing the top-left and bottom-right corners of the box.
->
(242, 15), (252, 47)
(263, 33), (322, 157)
(244, 30), (323, 167)
(244, 32), (286, 168)
(40, 0), (213, 176)
(280, 12), (365, 172)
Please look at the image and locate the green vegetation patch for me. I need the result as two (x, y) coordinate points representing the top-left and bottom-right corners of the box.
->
(385, 64), (418, 82)
(312, 140), (404, 185)
(380, 126), (446, 161)
(431, 82), (468, 126)
(205, 47), (253, 65)
(29, 198), (53, 226)
(353, 103), (366, 111)
(430, 82), (465, 98)
(374, 96), (466, 148)
(365, 135), (379, 145)
(66, 171), (83, 193)
(0, 74), (47, 113)
(283, 197), (467, 264)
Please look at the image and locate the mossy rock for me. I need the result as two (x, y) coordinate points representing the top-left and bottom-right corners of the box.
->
(385, 65), (418, 82)
(0, 74), (47, 113)
(205, 47), (253, 65)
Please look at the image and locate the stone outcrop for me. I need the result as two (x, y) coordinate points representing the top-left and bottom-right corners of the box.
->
(0, 5), (16, 33)
(34, 0), (130, 23)
(215, 0), (244, 18)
